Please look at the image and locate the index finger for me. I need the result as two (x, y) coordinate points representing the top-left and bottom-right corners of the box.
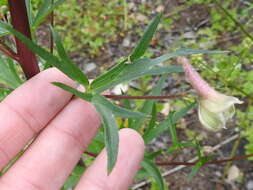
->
(0, 68), (75, 169)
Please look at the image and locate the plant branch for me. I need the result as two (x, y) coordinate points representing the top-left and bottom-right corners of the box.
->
(156, 153), (253, 166)
(8, 0), (40, 79)
(0, 41), (19, 62)
(104, 93), (187, 100)
(50, 0), (54, 54)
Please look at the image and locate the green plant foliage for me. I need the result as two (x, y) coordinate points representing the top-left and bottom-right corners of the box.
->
(142, 159), (165, 190)
(0, 56), (23, 89)
(92, 94), (146, 118)
(0, 0), (7, 6)
(32, 0), (66, 30)
(54, 0), (125, 56)
(130, 13), (162, 61)
(92, 102), (119, 173)
(63, 166), (84, 189)
(2, 1), (251, 186)
(0, 22), (90, 87)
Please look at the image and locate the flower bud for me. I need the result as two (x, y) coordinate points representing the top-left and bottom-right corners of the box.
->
(177, 57), (243, 131)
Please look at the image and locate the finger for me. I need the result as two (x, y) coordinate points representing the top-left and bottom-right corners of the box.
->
(75, 128), (145, 190)
(0, 97), (100, 190)
(0, 68), (75, 169)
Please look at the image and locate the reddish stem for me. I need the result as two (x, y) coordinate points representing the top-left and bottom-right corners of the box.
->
(84, 151), (97, 157)
(8, 0), (40, 79)
(156, 153), (253, 166)
(0, 41), (20, 62)
(104, 93), (187, 100)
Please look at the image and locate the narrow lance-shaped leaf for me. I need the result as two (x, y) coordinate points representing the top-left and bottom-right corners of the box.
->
(143, 104), (157, 140)
(141, 159), (164, 190)
(92, 48), (222, 93)
(94, 65), (182, 93)
(152, 49), (227, 66)
(25, 0), (34, 27)
(90, 59), (127, 90)
(131, 74), (167, 130)
(32, 0), (66, 29)
(143, 102), (196, 143)
(91, 15), (170, 91)
(0, 22), (89, 87)
(52, 82), (92, 101)
(93, 47), (223, 93)
(92, 94), (146, 118)
(93, 102), (119, 173)
(130, 13), (162, 61)
(52, 28), (89, 86)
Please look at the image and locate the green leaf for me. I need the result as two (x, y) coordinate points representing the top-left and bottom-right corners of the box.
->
(0, 56), (22, 89)
(25, 0), (34, 27)
(0, 27), (9, 37)
(92, 94), (146, 118)
(63, 166), (84, 189)
(152, 49), (227, 65)
(187, 160), (203, 181)
(173, 102), (197, 122)
(0, 22), (89, 86)
(52, 28), (89, 86)
(142, 159), (164, 190)
(52, 82), (92, 101)
(132, 75), (167, 131)
(93, 103), (119, 173)
(144, 150), (162, 160)
(86, 132), (104, 154)
(143, 104), (157, 140)
(32, 0), (65, 29)
(94, 64), (182, 93)
(130, 13), (162, 61)
(168, 113), (179, 144)
(143, 102), (196, 143)
(90, 59), (127, 90)
(0, 88), (11, 101)
(93, 47), (220, 93)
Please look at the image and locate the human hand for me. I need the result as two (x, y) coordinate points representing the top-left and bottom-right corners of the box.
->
(0, 68), (144, 190)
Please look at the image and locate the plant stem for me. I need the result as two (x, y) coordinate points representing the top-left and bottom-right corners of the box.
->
(156, 152), (253, 166)
(0, 41), (19, 62)
(104, 93), (187, 100)
(50, 0), (54, 54)
(8, 0), (40, 79)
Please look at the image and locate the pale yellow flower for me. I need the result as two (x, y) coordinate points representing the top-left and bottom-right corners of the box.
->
(177, 57), (243, 131)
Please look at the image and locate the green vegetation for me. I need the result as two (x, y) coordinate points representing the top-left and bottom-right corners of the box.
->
(0, 0), (252, 189)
